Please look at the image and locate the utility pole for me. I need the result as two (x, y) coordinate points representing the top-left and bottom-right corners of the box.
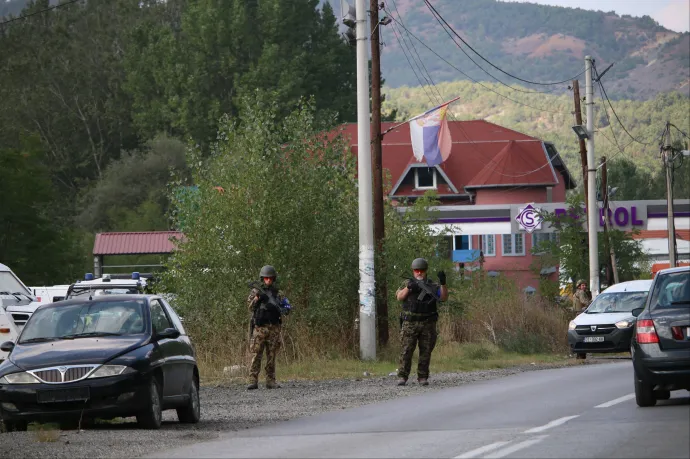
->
(585, 56), (600, 298)
(572, 80), (588, 204)
(600, 156), (619, 285)
(663, 122), (677, 268)
(355, 0), (376, 360)
(369, 0), (389, 347)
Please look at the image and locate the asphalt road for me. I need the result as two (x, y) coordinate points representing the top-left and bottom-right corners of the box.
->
(148, 361), (690, 459)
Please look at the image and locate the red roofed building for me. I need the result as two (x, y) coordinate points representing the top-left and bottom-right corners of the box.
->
(337, 120), (576, 292)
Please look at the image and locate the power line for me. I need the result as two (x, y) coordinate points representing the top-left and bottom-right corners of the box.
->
(0, 0), (81, 27)
(424, 0), (586, 86)
(593, 62), (653, 147)
(423, 0), (558, 95)
(381, 9), (572, 116)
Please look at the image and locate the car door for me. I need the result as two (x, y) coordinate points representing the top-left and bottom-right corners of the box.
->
(149, 299), (184, 398)
(160, 298), (196, 395)
(648, 271), (690, 351)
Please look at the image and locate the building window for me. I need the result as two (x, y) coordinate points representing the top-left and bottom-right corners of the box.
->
(481, 235), (496, 256)
(454, 235), (471, 251)
(532, 233), (558, 255)
(502, 234), (525, 256)
(415, 167), (436, 189)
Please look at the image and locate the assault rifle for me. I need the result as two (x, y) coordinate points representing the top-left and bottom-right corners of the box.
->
(400, 274), (441, 302)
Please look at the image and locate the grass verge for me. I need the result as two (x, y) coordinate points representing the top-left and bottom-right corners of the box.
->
(199, 341), (571, 385)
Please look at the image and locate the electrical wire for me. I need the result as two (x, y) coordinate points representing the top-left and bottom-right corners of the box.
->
(381, 9), (573, 116)
(423, 0), (560, 95)
(424, 0), (586, 86)
(0, 0), (81, 26)
(593, 62), (653, 147)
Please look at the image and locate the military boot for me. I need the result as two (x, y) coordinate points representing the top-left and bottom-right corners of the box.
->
(418, 378), (429, 386)
(396, 378), (407, 386)
(247, 380), (259, 390)
(266, 381), (281, 389)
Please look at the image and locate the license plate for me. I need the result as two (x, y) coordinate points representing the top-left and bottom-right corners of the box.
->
(37, 387), (90, 403)
(584, 336), (605, 343)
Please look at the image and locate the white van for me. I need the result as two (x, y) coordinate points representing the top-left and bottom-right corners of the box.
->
(0, 263), (32, 361)
(567, 279), (653, 359)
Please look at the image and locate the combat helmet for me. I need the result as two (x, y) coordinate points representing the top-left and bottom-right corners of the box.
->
(411, 258), (429, 271)
(259, 265), (277, 278)
(577, 279), (587, 287)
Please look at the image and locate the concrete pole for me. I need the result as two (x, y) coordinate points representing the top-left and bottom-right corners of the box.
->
(585, 56), (600, 297)
(664, 123), (677, 268)
(356, 0), (376, 360)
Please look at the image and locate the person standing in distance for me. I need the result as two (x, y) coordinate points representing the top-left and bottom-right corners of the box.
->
(396, 258), (448, 386)
(572, 279), (591, 315)
(247, 265), (291, 390)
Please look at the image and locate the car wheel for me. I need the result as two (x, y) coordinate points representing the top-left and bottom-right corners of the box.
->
(634, 371), (656, 407)
(654, 389), (671, 400)
(137, 378), (163, 429)
(576, 352), (586, 360)
(2, 420), (28, 432)
(176, 378), (201, 424)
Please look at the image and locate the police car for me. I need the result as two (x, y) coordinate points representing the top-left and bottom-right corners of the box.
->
(65, 272), (149, 300)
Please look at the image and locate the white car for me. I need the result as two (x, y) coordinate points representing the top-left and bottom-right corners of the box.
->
(567, 279), (653, 359)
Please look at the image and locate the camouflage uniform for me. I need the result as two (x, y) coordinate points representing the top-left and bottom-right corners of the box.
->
(397, 278), (441, 383)
(572, 288), (591, 314)
(247, 285), (289, 388)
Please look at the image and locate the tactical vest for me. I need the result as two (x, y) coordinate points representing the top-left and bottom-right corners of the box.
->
(402, 279), (439, 319)
(253, 287), (282, 326)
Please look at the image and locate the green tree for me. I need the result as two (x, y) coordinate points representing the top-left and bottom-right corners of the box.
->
(0, 142), (81, 285)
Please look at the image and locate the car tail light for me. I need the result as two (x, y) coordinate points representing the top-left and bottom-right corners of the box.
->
(0, 327), (10, 334)
(671, 326), (684, 340)
(636, 319), (659, 344)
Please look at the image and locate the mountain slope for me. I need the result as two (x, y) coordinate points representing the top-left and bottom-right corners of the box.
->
(327, 0), (689, 100)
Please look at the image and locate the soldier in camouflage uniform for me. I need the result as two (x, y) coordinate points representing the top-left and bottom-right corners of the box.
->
(395, 258), (449, 386)
(247, 265), (292, 390)
(572, 279), (591, 315)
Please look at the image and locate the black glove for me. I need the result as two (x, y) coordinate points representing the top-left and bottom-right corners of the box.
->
(438, 271), (446, 286)
(407, 279), (420, 293)
(257, 292), (269, 303)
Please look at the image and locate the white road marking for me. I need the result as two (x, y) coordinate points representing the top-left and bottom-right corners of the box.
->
(595, 393), (635, 408)
(453, 441), (511, 458)
(522, 415), (580, 433)
(484, 435), (549, 459)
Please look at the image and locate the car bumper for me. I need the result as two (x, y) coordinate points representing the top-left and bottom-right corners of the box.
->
(632, 343), (690, 388)
(567, 327), (634, 353)
(0, 371), (150, 423)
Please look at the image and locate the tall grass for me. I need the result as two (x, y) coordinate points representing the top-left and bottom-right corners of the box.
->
(184, 272), (569, 382)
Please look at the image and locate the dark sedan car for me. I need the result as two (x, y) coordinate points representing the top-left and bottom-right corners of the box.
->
(0, 295), (200, 431)
(631, 266), (690, 407)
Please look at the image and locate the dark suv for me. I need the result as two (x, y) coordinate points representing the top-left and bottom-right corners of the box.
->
(631, 266), (690, 407)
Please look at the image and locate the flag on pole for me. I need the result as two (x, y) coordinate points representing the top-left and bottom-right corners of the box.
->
(409, 97), (459, 166)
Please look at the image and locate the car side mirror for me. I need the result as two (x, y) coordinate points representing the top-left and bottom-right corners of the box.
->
(155, 328), (180, 340)
(0, 341), (15, 353)
(631, 307), (644, 318)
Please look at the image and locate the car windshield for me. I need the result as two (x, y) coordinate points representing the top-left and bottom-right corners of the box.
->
(649, 272), (690, 310)
(68, 286), (141, 298)
(0, 271), (31, 296)
(585, 291), (649, 314)
(19, 299), (146, 343)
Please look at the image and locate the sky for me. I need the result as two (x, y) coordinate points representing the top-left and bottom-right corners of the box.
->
(503, 0), (690, 33)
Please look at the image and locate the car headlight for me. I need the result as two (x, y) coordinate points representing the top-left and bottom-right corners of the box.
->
(87, 365), (134, 379)
(615, 319), (634, 329)
(0, 372), (40, 384)
(568, 321), (576, 330)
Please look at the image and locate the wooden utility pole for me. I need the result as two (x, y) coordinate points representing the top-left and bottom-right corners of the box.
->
(600, 156), (619, 285)
(370, 0), (388, 346)
(573, 80), (588, 204)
